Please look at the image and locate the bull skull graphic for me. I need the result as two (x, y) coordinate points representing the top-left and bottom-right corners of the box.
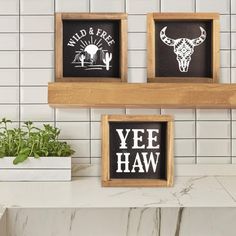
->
(160, 26), (206, 72)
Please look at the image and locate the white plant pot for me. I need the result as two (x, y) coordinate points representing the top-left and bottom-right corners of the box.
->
(0, 157), (71, 181)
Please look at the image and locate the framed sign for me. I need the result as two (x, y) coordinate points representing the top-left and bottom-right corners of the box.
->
(147, 13), (220, 83)
(55, 13), (127, 82)
(102, 115), (174, 187)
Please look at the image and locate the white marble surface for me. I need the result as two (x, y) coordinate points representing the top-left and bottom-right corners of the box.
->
(0, 176), (236, 208)
(5, 207), (236, 236)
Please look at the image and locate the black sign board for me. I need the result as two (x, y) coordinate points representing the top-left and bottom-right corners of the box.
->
(102, 115), (173, 187)
(147, 13), (220, 83)
(55, 13), (127, 82)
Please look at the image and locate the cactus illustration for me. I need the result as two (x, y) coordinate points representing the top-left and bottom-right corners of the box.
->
(79, 54), (85, 67)
(102, 52), (112, 71)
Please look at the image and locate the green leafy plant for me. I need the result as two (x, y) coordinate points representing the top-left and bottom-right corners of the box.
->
(0, 118), (75, 165)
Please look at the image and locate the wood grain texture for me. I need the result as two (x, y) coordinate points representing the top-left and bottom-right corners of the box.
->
(147, 12), (220, 83)
(48, 82), (236, 108)
(55, 13), (127, 82)
(101, 115), (174, 187)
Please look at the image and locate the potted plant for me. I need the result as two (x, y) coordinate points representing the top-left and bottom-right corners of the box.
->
(0, 118), (74, 181)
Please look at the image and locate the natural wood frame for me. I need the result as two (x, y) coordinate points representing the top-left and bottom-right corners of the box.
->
(147, 13), (220, 83)
(55, 13), (127, 82)
(102, 115), (174, 187)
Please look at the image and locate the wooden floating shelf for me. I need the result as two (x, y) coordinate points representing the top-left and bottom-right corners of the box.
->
(48, 82), (236, 108)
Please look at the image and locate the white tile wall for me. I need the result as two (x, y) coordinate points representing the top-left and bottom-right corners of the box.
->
(21, 69), (53, 85)
(0, 69), (19, 86)
(20, 33), (54, 50)
(161, 0), (195, 12)
(0, 16), (19, 32)
(0, 34), (19, 50)
(0, 0), (19, 15)
(196, 0), (230, 14)
(20, 16), (54, 32)
(91, 0), (124, 12)
(127, 0), (159, 13)
(0, 0), (235, 177)
(20, 0), (54, 15)
(56, 0), (89, 12)
(21, 51), (53, 68)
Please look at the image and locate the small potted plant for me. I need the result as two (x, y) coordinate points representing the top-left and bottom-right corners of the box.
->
(0, 118), (74, 181)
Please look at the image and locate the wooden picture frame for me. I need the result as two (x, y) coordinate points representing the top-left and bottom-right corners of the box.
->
(147, 13), (220, 83)
(102, 115), (174, 187)
(55, 13), (127, 82)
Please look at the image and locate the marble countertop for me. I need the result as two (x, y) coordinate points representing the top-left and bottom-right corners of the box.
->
(0, 176), (236, 208)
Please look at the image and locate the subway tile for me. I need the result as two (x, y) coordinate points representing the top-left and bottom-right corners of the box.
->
(56, 108), (90, 121)
(21, 51), (53, 68)
(128, 33), (146, 50)
(72, 158), (90, 164)
(126, 108), (160, 115)
(20, 33), (54, 50)
(56, 122), (90, 139)
(197, 139), (231, 156)
(232, 109), (236, 120)
(20, 69), (53, 85)
(197, 121), (230, 138)
(0, 33), (19, 50)
(220, 33), (230, 50)
(196, 0), (230, 14)
(232, 140), (236, 156)
(20, 16), (54, 32)
(0, 51), (19, 68)
(128, 51), (146, 67)
(232, 122), (236, 138)
(232, 0), (236, 14)
(175, 139), (195, 156)
(128, 15), (146, 32)
(232, 15), (236, 31)
(232, 50), (236, 67)
(197, 157), (231, 164)
(91, 139), (101, 158)
(91, 108), (125, 121)
(196, 109), (230, 120)
(175, 121), (195, 138)
(220, 15), (230, 32)
(56, 0), (89, 12)
(91, 0), (124, 12)
(232, 33), (236, 49)
(220, 50), (230, 67)
(232, 68), (236, 83)
(128, 68), (146, 83)
(0, 105), (19, 121)
(0, 16), (18, 32)
(0, 87), (19, 103)
(63, 140), (90, 158)
(127, 0), (159, 13)
(21, 104), (54, 121)
(0, 69), (19, 86)
(161, 109), (195, 120)
(91, 122), (101, 139)
(161, 0), (194, 12)
(174, 157), (195, 164)
(220, 68), (230, 83)
(21, 0), (54, 15)
(0, 0), (19, 15)
(20, 87), (47, 104)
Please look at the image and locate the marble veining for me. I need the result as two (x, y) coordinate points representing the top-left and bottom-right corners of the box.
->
(5, 207), (236, 236)
(0, 176), (236, 208)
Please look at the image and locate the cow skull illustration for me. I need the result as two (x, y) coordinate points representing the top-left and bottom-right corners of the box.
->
(160, 26), (206, 72)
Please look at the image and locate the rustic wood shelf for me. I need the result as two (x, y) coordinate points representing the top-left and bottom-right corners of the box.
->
(48, 82), (236, 108)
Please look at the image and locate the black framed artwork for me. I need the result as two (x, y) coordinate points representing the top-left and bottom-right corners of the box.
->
(147, 13), (220, 83)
